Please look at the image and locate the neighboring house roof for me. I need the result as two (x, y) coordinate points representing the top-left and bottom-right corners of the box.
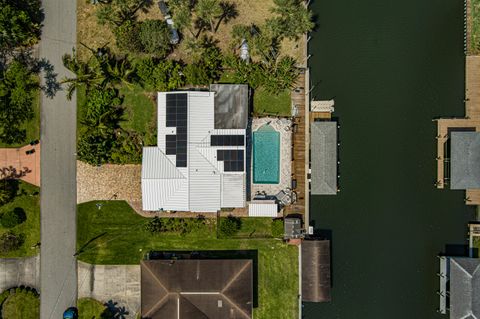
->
(141, 90), (247, 212)
(450, 132), (480, 189)
(210, 84), (249, 130)
(449, 257), (480, 319)
(310, 122), (337, 195)
(141, 259), (253, 319)
(301, 240), (331, 303)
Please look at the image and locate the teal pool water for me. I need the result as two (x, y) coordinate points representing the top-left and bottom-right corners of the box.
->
(253, 125), (280, 184)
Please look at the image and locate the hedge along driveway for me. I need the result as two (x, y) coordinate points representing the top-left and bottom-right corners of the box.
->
(77, 201), (299, 319)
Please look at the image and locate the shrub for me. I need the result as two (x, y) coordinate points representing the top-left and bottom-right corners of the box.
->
(1, 208), (26, 228)
(139, 20), (172, 56)
(0, 231), (25, 253)
(271, 219), (284, 238)
(0, 180), (19, 206)
(183, 64), (211, 85)
(219, 216), (241, 237)
(135, 58), (185, 91)
(144, 217), (162, 233)
(113, 20), (142, 53)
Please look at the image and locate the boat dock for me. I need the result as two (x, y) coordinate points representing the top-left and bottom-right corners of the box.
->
(434, 56), (480, 204)
(286, 71), (309, 226)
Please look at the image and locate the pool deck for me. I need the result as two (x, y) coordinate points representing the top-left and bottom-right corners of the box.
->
(251, 117), (292, 197)
(435, 56), (480, 204)
(285, 71), (309, 222)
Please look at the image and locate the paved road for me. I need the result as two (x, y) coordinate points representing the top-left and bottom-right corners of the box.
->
(39, 0), (77, 318)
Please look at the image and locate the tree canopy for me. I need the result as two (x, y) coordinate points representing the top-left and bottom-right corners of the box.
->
(0, 61), (37, 144)
(0, 0), (42, 49)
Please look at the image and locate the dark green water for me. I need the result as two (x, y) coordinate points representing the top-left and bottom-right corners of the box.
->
(306, 0), (476, 318)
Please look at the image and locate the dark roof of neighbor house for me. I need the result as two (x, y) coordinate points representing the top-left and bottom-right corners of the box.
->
(450, 132), (480, 189)
(302, 240), (331, 303)
(310, 121), (337, 195)
(210, 84), (249, 130)
(141, 259), (253, 319)
(449, 257), (480, 319)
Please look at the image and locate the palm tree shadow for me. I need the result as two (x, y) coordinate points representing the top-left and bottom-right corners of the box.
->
(102, 300), (129, 319)
(37, 58), (61, 98)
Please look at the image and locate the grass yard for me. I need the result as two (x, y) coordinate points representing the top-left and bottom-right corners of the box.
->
(77, 84), (157, 146)
(471, 0), (480, 54)
(219, 217), (283, 239)
(119, 85), (157, 146)
(1, 289), (40, 319)
(77, 200), (298, 319)
(0, 181), (40, 258)
(254, 88), (291, 116)
(78, 298), (109, 319)
(0, 90), (40, 148)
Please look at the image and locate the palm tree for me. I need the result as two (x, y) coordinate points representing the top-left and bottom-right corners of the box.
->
(195, 0), (222, 33)
(61, 52), (106, 100)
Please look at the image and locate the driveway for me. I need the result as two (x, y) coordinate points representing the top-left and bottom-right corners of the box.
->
(39, 0), (77, 318)
(0, 255), (40, 292)
(0, 143), (41, 186)
(77, 261), (140, 318)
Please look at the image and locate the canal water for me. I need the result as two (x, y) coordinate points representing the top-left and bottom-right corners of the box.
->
(307, 0), (476, 318)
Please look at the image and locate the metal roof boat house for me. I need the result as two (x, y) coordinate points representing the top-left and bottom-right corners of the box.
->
(141, 85), (249, 212)
(310, 121), (338, 195)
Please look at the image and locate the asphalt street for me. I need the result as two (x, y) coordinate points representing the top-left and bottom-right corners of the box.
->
(39, 1), (77, 318)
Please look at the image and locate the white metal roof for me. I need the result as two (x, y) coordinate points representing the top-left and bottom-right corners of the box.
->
(142, 91), (247, 212)
(248, 200), (278, 217)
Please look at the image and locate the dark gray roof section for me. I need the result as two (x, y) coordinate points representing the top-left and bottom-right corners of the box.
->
(311, 122), (337, 195)
(449, 257), (480, 319)
(302, 240), (331, 302)
(284, 218), (302, 239)
(141, 259), (253, 319)
(451, 132), (480, 189)
(210, 84), (249, 129)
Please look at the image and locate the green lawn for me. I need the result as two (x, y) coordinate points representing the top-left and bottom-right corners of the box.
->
(77, 201), (298, 319)
(1, 289), (40, 319)
(77, 84), (157, 146)
(0, 90), (40, 148)
(471, 0), (480, 54)
(220, 217), (282, 239)
(253, 88), (291, 117)
(0, 181), (40, 258)
(78, 298), (109, 319)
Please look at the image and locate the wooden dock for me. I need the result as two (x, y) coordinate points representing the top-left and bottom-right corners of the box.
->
(466, 56), (480, 119)
(286, 71), (308, 220)
(434, 55), (480, 204)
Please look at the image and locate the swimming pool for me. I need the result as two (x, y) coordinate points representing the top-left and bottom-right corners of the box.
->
(253, 125), (280, 184)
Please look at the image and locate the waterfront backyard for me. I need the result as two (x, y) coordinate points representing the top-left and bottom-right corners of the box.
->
(307, 0), (475, 318)
(77, 201), (298, 319)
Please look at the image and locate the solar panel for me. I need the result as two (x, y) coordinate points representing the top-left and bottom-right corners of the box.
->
(211, 135), (245, 146)
(216, 150), (244, 172)
(165, 93), (188, 167)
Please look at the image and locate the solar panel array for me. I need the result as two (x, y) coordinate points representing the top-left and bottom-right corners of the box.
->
(217, 150), (244, 172)
(166, 93), (188, 167)
(211, 135), (245, 146)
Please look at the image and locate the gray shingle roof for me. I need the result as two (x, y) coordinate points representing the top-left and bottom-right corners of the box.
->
(450, 132), (480, 189)
(210, 84), (249, 129)
(310, 122), (337, 195)
(449, 257), (480, 319)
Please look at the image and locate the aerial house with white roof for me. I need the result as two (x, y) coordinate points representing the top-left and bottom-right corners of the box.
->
(141, 84), (249, 213)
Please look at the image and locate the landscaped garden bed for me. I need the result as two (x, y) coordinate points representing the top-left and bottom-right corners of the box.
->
(77, 200), (298, 319)
(0, 287), (40, 319)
